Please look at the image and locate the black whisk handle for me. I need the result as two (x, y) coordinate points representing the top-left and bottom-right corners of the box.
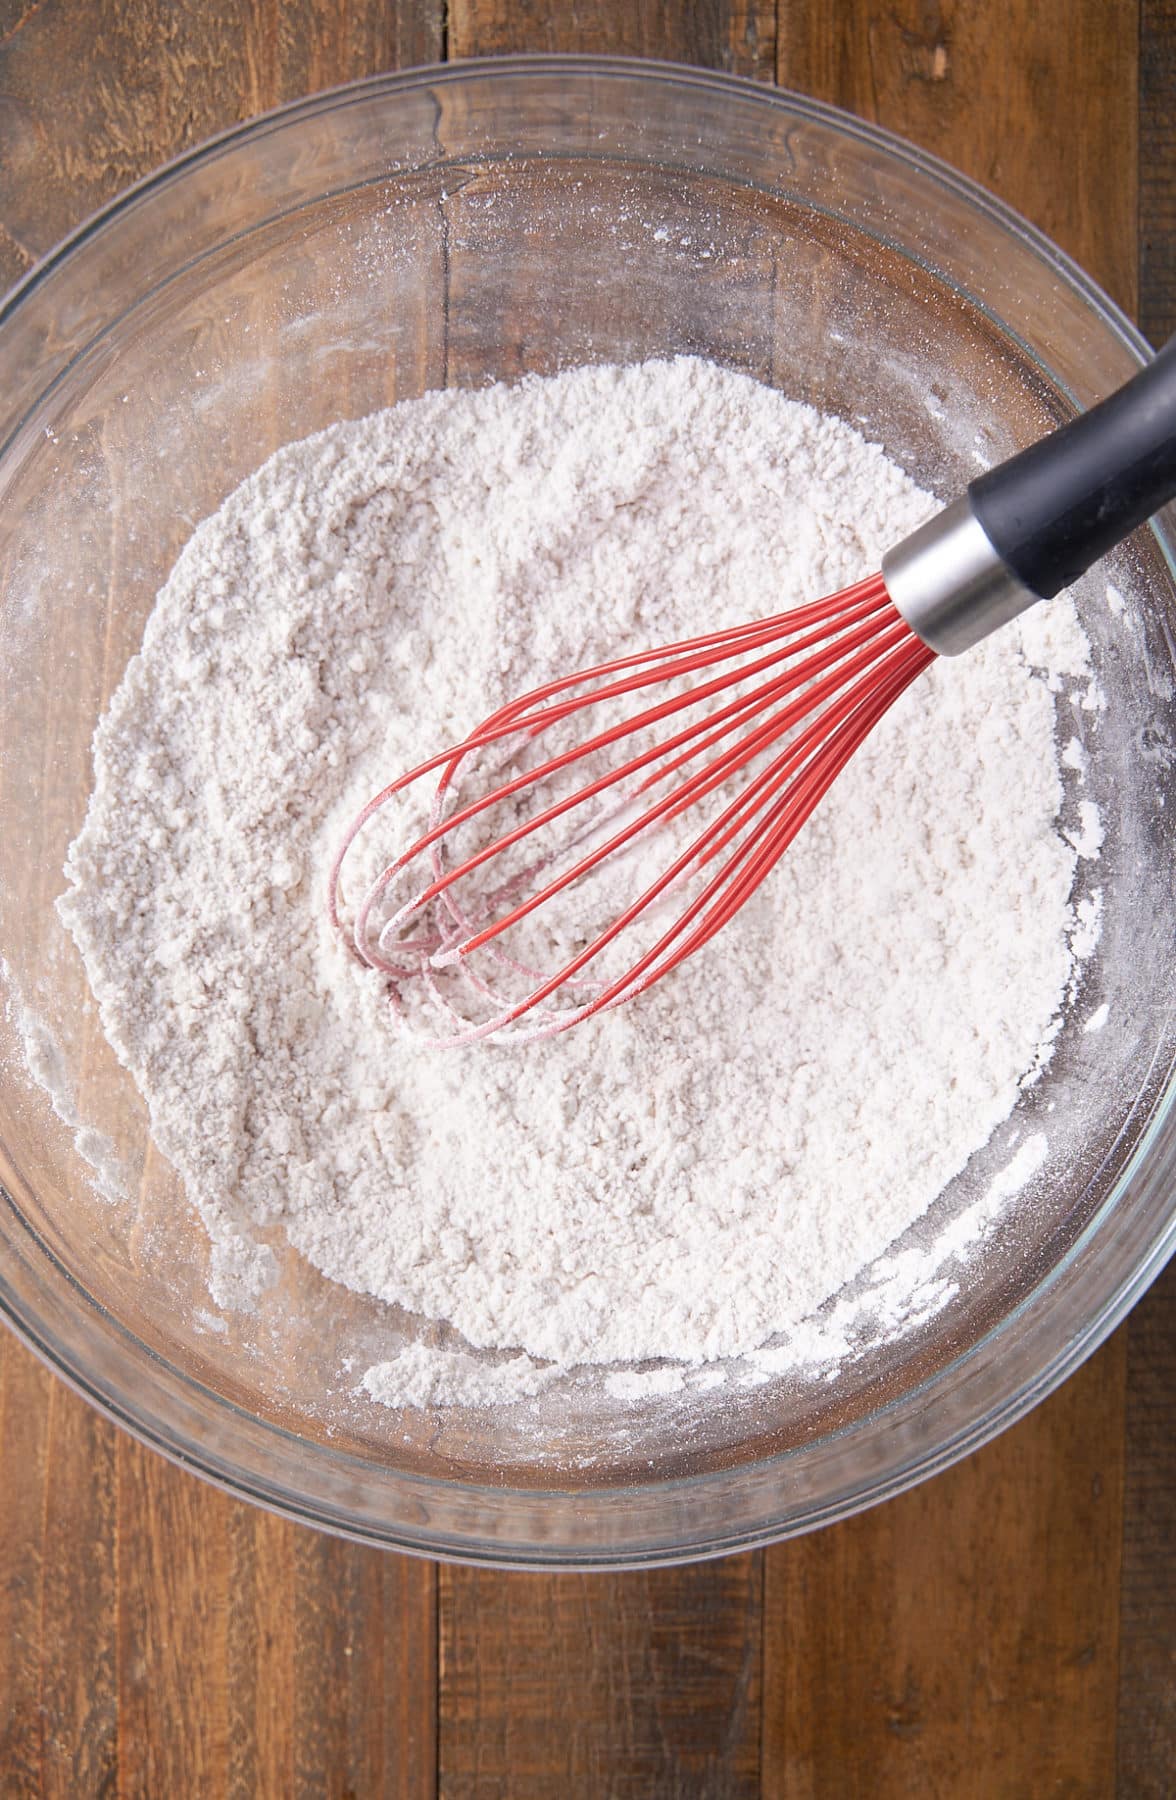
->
(969, 332), (1176, 601)
(885, 333), (1176, 655)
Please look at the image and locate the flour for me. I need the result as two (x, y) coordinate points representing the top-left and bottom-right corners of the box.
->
(57, 357), (1099, 1408)
(4, 969), (127, 1205)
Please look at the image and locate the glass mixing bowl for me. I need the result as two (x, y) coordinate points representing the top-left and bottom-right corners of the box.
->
(2, 58), (1174, 1568)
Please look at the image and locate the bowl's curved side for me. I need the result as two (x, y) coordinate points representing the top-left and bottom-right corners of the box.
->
(1, 58), (1174, 1565)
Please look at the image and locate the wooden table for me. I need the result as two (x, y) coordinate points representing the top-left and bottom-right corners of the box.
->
(1, 4), (1173, 1794)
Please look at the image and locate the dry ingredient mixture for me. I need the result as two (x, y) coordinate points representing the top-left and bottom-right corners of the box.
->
(57, 358), (1101, 1408)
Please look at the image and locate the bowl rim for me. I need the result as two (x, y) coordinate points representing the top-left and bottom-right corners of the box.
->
(1, 52), (1155, 368)
(2, 53), (1173, 1568)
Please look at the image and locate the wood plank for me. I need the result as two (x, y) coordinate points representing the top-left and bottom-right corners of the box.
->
(439, 1560), (762, 1799)
(114, 1429), (438, 1799)
(1117, 1262), (1176, 1798)
(223, 1503), (296, 1799)
(1117, 14), (1176, 1786)
(1141, 0), (1176, 346)
(115, 1435), (236, 1796)
(449, 0), (776, 81)
(0, 1336), (47, 1793)
(291, 1527), (438, 1800)
(0, 0), (444, 295)
(762, 2), (1138, 1793)
(762, 1343), (1126, 1799)
(0, 1336), (120, 1798)
(34, 1379), (120, 1798)
(777, 0), (1138, 314)
(1, 5), (442, 1796)
(438, 13), (771, 1797)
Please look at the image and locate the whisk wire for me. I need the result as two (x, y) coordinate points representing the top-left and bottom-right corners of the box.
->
(509, 627), (936, 1031)
(329, 575), (935, 1041)
(352, 600), (906, 961)
(404, 624), (935, 1045)
(327, 579), (893, 943)
(426, 616), (915, 966)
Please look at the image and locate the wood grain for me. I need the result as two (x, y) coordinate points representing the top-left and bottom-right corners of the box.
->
(1117, 14), (1176, 1786)
(438, 10), (768, 1794)
(0, 0), (443, 294)
(762, 1343), (1126, 1799)
(448, 0), (776, 80)
(0, 1333), (438, 1799)
(1117, 1263), (1176, 1800)
(777, 0), (1138, 314)
(762, 6), (1140, 1793)
(1141, 0), (1176, 345)
(439, 1561), (762, 1799)
(0, 1346), (119, 1797)
(0, 5), (442, 1796)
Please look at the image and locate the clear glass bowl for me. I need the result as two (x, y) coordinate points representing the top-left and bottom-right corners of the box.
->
(1, 58), (1174, 1568)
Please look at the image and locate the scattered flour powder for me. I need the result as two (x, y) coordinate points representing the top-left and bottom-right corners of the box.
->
(57, 358), (1099, 1407)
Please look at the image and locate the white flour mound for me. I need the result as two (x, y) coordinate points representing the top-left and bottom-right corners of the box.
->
(58, 357), (1098, 1405)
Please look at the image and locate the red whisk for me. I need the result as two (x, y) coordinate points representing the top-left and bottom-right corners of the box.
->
(329, 339), (1176, 1044)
